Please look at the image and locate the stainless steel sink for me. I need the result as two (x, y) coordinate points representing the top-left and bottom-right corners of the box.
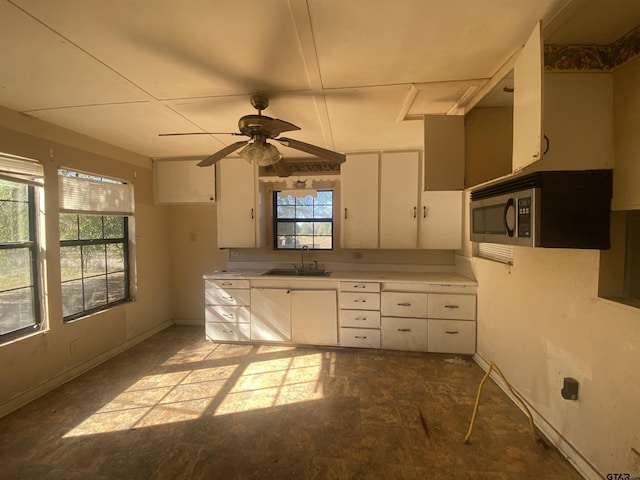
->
(262, 268), (330, 277)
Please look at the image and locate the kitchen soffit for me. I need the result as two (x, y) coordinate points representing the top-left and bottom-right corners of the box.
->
(1, 0), (636, 162)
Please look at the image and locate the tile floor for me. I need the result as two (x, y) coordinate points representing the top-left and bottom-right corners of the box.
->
(0, 325), (583, 479)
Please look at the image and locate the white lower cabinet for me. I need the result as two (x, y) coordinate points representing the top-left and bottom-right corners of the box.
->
(340, 328), (381, 349)
(291, 290), (338, 346)
(339, 282), (381, 348)
(427, 292), (477, 354)
(205, 279), (251, 342)
(250, 288), (291, 342)
(381, 289), (428, 352)
(381, 317), (428, 352)
(427, 319), (476, 354)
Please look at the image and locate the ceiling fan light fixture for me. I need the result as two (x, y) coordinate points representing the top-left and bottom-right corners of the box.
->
(259, 143), (283, 166)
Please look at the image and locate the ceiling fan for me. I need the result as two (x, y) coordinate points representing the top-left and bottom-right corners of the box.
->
(159, 93), (346, 176)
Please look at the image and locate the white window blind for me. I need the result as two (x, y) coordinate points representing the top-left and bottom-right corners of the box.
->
(0, 153), (44, 186)
(478, 243), (514, 264)
(58, 174), (134, 215)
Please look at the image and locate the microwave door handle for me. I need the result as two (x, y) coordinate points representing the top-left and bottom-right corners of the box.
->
(504, 198), (515, 237)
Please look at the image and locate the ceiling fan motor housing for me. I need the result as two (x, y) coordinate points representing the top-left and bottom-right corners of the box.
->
(238, 114), (278, 137)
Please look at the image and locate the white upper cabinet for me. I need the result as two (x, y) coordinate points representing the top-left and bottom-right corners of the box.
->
(419, 191), (463, 249)
(154, 159), (215, 204)
(379, 151), (420, 249)
(341, 153), (380, 248)
(423, 115), (465, 190)
(512, 20), (544, 172)
(216, 158), (263, 248)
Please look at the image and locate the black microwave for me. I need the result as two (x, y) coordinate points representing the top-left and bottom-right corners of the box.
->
(469, 170), (613, 249)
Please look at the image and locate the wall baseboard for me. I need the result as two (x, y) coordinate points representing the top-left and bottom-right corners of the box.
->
(472, 353), (602, 480)
(0, 320), (173, 419)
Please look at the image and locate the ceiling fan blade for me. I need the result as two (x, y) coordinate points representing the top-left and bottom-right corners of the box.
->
(197, 140), (248, 167)
(276, 138), (346, 164)
(159, 132), (241, 136)
(272, 159), (291, 177)
(262, 118), (301, 137)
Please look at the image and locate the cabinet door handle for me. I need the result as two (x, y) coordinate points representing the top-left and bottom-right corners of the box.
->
(413, 206), (417, 218)
(397, 328), (412, 332)
(445, 330), (459, 335)
(397, 302), (411, 307)
(251, 208), (254, 219)
(344, 208), (348, 219)
(444, 305), (459, 309)
(423, 206), (427, 218)
(355, 335), (368, 339)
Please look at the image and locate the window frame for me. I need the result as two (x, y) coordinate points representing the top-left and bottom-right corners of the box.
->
(272, 190), (334, 250)
(58, 168), (134, 322)
(0, 181), (42, 343)
(59, 214), (130, 322)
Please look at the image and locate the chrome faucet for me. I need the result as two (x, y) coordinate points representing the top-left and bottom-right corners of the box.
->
(301, 245), (309, 270)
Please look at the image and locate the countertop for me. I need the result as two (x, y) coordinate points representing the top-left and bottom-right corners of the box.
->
(204, 268), (476, 286)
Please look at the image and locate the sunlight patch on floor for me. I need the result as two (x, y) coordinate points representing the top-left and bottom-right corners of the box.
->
(63, 350), (324, 437)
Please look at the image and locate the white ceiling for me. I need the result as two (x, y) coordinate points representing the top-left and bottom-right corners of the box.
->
(1, 0), (638, 162)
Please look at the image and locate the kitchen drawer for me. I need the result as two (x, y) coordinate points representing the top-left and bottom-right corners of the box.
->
(205, 287), (250, 306)
(340, 327), (381, 349)
(427, 319), (476, 354)
(339, 309), (381, 329)
(381, 317), (428, 352)
(427, 294), (476, 320)
(205, 305), (250, 323)
(205, 321), (251, 342)
(205, 279), (250, 290)
(340, 281), (380, 293)
(339, 292), (380, 311)
(381, 292), (428, 318)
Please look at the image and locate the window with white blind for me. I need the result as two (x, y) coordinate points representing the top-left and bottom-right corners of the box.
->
(477, 243), (514, 265)
(0, 153), (44, 343)
(58, 169), (134, 321)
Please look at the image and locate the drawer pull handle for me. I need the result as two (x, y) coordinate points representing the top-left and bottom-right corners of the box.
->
(222, 330), (235, 335)
(355, 316), (367, 321)
(221, 282), (233, 286)
(445, 305), (459, 309)
(222, 313), (235, 319)
(397, 328), (411, 332)
(223, 296), (235, 301)
(354, 298), (367, 303)
(397, 302), (411, 307)
(354, 284), (367, 289)
(445, 330), (459, 335)
(355, 335), (368, 339)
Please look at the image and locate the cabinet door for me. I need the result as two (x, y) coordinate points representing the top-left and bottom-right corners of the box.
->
(154, 159), (215, 204)
(379, 151), (420, 249)
(418, 191), (463, 249)
(512, 20), (543, 172)
(250, 288), (291, 342)
(341, 153), (379, 248)
(291, 290), (338, 346)
(217, 158), (261, 248)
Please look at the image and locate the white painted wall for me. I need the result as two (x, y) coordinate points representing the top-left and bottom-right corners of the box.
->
(0, 108), (173, 415)
(469, 68), (640, 476)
